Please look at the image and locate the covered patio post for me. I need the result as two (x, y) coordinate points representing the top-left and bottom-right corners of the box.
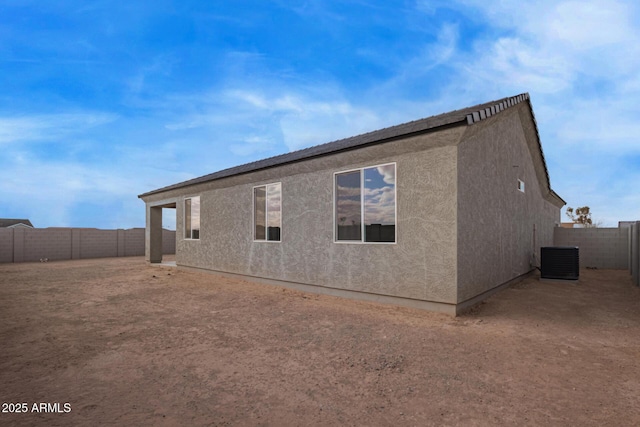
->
(147, 205), (163, 263)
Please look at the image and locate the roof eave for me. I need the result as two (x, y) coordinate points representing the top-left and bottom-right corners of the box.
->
(138, 92), (554, 200)
(138, 118), (469, 199)
(547, 190), (566, 208)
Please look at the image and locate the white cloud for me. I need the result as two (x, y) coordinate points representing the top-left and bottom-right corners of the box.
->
(364, 186), (395, 225)
(408, 0), (640, 227)
(555, 111), (640, 151)
(336, 185), (361, 198)
(453, 0), (640, 90)
(466, 37), (573, 94)
(0, 131), (198, 228)
(159, 85), (385, 158)
(279, 101), (380, 151)
(376, 164), (396, 185)
(0, 157), (133, 227)
(227, 90), (271, 110)
(229, 136), (277, 156)
(226, 89), (382, 152)
(0, 113), (117, 144)
(543, 1), (636, 48)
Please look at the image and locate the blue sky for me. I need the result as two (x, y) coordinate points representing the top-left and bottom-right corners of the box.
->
(1, 0), (639, 229)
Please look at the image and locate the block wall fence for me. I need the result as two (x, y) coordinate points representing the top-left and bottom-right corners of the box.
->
(554, 224), (639, 286)
(631, 222), (640, 286)
(3, 225), (636, 286)
(0, 228), (175, 263)
(553, 227), (629, 269)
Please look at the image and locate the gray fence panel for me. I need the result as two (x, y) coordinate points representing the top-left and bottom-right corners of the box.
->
(553, 227), (629, 269)
(631, 223), (639, 286)
(0, 227), (175, 263)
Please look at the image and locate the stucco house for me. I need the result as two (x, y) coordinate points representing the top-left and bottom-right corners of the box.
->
(139, 93), (565, 315)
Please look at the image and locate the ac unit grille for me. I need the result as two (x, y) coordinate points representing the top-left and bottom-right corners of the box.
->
(540, 247), (579, 280)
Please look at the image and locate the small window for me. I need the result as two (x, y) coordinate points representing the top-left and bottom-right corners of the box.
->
(184, 196), (200, 239)
(518, 179), (525, 193)
(254, 183), (281, 242)
(335, 163), (396, 243)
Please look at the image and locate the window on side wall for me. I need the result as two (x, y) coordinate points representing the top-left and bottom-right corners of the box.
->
(184, 196), (200, 240)
(254, 183), (281, 242)
(335, 163), (396, 243)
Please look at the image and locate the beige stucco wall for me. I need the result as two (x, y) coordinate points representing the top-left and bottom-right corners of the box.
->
(145, 127), (464, 304)
(456, 104), (561, 303)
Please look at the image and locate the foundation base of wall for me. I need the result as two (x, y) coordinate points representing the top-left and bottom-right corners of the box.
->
(455, 269), (537, 315)
(150, 260), (177, 267)
(178, 264), (459, 316)
(539, 278), (580, 284)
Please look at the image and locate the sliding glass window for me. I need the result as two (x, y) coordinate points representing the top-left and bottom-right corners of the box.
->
(184, 196), (200, 240)
(254, 183), (281, 242)
(335, 171), (362, 241)
(335, 163), (396, 243)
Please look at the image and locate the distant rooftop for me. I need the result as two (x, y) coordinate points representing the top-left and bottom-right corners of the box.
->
(0, 218), (34, 228)
(619, 221), (639, 228)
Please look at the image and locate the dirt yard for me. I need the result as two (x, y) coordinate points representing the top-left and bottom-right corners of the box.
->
(1, 257), (639, 426)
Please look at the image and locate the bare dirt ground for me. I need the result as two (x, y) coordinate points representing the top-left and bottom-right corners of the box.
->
(1, 257), (639, 427)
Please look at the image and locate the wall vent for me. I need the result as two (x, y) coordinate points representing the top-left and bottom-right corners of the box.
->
(540, 247), (579, 280)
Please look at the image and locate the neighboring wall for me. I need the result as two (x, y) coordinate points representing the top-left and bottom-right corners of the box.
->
(0, 228), (175, 263)
(457, 103), (562, 304)
(631, 222), (639, 286)
(554, 227), (629, 270)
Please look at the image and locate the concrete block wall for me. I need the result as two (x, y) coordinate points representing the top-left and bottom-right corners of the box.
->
(0, 229), (14, 263)
(162, 229), (176, 255)
(0, 227), (175, 263)
(79, 228), (118, 259)
(117, 229), (126, 257)
(124, 228), (145, 256)
(554, 227), (629, 269)
(22, 228), (73, 262)
(631, 222), (639, 286)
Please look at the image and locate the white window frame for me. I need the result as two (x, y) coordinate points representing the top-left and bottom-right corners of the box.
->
(184, 196), (200, 240)
(252, 182), (282, 243)
(518, 179), (525, 193)
(333, 162), (397, 245)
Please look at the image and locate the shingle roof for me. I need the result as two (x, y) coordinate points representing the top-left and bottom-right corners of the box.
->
(139, 93), (553, 199)
(0, 218), (33, 228)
